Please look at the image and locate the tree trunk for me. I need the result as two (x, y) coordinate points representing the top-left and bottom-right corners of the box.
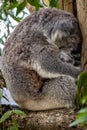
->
(76, 0), (87, 70)
(59, 0), (74, 14)
(4, 108), (83, 130)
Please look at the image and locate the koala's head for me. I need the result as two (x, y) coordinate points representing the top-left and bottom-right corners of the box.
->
(35, 8), (82, 52)
(36, 8), (82, 66)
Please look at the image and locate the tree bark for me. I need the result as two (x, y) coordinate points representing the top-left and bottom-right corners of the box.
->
(59, 0), (74, 14)
(5, 108), (83, 130)
(76, 0), (87, 70)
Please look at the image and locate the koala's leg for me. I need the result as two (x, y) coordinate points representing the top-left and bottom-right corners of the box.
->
(42, 75), (77, 109)
(2, 64), (77, 111)
(18, 75), (77, 111)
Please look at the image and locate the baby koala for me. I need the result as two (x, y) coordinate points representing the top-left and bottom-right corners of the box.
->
(1, 8), (81, 110)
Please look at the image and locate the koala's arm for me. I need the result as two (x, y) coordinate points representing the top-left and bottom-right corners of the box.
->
(31, 45), (81, 79)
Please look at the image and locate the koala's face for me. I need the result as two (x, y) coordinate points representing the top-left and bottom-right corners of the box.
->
(52, 16), (82, 51)
(55, 21), (82, 66)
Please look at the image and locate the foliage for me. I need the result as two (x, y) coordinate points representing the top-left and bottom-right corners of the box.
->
(0, 88), (9, 106)
(49, 0), (59, 8)
(70, 108), (87, 127)
(27, 0), (43, 10)
(0, 0), (28, 45)
(0, 0), (70, 45)
(76, 72), (87, 107)
(0, 87), (26, 130)
(70, 72), (87, 127)
(0, 109), (26, 130)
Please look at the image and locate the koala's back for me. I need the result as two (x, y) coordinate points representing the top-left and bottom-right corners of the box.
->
(2, 8), (81, 65)
(1, 8), (80, 110)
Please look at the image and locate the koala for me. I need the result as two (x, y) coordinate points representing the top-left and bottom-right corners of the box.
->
(1, 8), (81, 111)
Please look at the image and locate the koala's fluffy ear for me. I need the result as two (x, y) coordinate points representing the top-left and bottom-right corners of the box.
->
(52, 20), (74, 36)
(46, 20), (74, 46)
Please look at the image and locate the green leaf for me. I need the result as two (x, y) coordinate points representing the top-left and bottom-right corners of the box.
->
(0, 110), (12, 123)
(9, 12), (22, 22)
(8, 3), (18, 10)
(76, 72), (87, 106)
(8, 0), (18, 9)
(49, 0), (59, 8)
(82, 83), (87, 97)
(77, 72), (87, 90)
(79, 108), (87, 113)
(12, 110), (26, 117)
(16, 1), (26, 16)
(77, 113), (87, 119)
(70, 108), (87, 127)
(7, 125), (18, 130)
(77, 112), (87, 119)
(0, 14), (2, 19)
(27, 0), (43, 10)
(70, 116), (87, 127)
(12, 119), (18, 130)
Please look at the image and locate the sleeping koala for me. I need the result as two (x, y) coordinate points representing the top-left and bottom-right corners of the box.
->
(1, 8), (81, 110)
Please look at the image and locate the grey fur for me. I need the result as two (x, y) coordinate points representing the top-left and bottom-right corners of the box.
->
(1, 8), (81, 110)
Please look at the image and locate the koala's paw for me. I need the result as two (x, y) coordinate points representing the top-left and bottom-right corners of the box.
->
(58, 50), (75, 64)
